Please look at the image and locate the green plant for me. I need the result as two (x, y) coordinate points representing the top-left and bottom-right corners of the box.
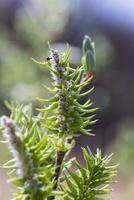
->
(0, 36), (117, 200)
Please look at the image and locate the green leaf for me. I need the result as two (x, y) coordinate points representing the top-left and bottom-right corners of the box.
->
(61, 45), (71, 64)
(82, 148), (94, 172)
(82, 35), (96, 72)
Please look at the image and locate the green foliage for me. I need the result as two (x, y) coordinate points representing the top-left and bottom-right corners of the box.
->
(33, 46), (97, 140)
(82, 35), (96, 73)
(62, 148), (117, 200)
(0, 104), (57, 199)
(0, 36), (117, 200)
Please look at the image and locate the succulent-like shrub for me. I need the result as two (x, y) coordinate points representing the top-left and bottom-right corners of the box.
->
(0, 36), (117, 200)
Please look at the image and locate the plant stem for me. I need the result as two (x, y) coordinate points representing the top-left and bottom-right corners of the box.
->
(48, 150), (66, 200)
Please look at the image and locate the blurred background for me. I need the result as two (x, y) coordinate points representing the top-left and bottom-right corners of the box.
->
(0, 0), (134, 199)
